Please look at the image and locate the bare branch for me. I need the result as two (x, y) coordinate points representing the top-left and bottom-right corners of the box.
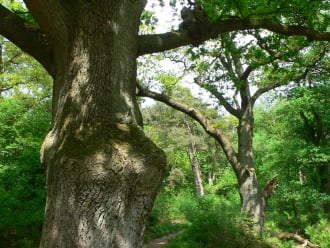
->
(2, 52), (23, 69)
(0, 81), (25, 93)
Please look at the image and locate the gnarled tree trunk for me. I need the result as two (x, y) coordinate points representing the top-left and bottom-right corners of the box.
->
(23, 1), (166, 247)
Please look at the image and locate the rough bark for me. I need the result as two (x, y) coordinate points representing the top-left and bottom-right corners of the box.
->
(40, 126), (165, 247)
(21, 1), (166, 247)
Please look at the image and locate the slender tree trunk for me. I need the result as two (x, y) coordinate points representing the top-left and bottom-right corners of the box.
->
(208, 169), (215, 186)
(185, 119), (205, 197)
(187, 143), (205, 197)
(36, 1), (166, 247)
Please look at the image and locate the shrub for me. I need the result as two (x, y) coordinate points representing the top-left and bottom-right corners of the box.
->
(305, 218), (330, 247)
(166, 194), (272, 248)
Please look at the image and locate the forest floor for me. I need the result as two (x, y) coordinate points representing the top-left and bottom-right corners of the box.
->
(143, 230), (185, 248)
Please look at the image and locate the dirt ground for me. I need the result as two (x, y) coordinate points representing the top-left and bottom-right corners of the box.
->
(143, 230), (185, 248)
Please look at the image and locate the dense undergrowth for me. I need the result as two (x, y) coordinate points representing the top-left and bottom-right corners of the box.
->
(145, 183), (330, 248)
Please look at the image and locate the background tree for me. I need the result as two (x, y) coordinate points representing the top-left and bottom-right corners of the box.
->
(138, 0), (330, 232)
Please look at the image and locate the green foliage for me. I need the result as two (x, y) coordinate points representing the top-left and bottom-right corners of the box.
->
(254, 84), (330, 247)
(0, 32), (51, 246)
(201, 0), (330, 30)
(165, 194), (272, 248)
(144, 188), (193, 242)
(1, 35), (52, 99)
(156, 73), (180, 95)
(140, 10), (159, 33)
(0, 152), (45, 248)
(305, 218), (330, 247)
(0, 98), (50, 247)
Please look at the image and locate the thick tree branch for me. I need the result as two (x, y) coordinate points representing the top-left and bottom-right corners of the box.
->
(138, 18), (330, 56)
(218, 36), (252, 105)
(0, 4), (54, 76)
(240, 65), (254, 81)
(137, 84), (241, 172)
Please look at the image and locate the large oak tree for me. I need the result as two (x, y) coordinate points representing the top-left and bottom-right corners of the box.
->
(1, 0), (330, 247)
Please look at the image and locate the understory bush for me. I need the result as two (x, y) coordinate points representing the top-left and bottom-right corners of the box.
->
(305, 218), (330, 248)
(162, 193), (272, 248)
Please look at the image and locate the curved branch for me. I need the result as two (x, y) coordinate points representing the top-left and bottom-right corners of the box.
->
(0, 4), (54, 76)
(138, 18), (330, 56)
(194, 77), (240, 117)
(251, 82), (282, 103)
(137, 84), (241, 172)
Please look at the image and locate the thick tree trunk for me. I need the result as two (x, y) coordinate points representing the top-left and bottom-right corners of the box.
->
(236, 102), (266, 233)
(238, 167), (266, 233)
(40, 127), (165, 247)
(36, 1), (166, 247)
